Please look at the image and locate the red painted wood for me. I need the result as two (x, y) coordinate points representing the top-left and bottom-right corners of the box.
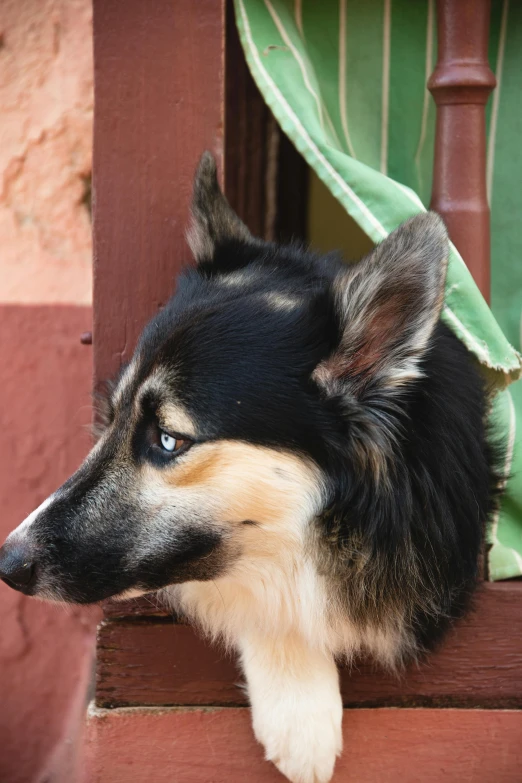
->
(84, 707), (522, 783)
(92, 0), (226, 390)
(103, 597), (170, 619)
(96, 583), (522, 709)
(429, 0), (496, 301)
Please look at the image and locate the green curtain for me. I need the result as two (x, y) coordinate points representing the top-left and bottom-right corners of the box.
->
(234, 0), (522, 579)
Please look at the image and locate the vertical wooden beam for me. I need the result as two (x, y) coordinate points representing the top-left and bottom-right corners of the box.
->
(428, 0), (495, 302)
(92, 0), (225, 390)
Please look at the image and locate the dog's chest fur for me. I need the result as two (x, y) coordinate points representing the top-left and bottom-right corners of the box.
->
(164, 518), (410, 669)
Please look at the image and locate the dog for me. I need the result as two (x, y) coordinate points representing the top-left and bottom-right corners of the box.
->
(0, 153), (497, 783)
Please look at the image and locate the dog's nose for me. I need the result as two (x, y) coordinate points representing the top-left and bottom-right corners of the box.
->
(0, 542), (36, 592)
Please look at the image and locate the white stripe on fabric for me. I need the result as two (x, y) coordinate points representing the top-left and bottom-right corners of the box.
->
(380, 0), (391, 174)
(487, 0), (509, 205)
(264, 0), (342, 148)
(339, 0), (358, 158)
(236, 0), (504, 369)
(490, 389), (517, 546)
(414, 0), (434, 195)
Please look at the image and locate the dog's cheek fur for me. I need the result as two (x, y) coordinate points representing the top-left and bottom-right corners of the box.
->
(158, 442), (334, 644)
(162, 441), (324, 526)
(154, 442), (404, 667)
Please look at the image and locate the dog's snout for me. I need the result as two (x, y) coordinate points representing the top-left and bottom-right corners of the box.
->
(0, 541), (36, 593)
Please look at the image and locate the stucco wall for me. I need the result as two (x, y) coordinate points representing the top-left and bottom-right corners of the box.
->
(0, 2), (98, 781)
(1, 0), (93, 305)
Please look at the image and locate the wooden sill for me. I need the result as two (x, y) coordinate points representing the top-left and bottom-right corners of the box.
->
(84, 706), (522, 783)
(97, 582), (522, 709)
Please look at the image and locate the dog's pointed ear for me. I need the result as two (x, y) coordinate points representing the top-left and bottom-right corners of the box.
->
(187, 151), (252, 262)
(314, 213), (449, 396)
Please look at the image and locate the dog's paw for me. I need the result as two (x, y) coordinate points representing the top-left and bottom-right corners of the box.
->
(251, 691), (343, 783)
(240, 634), (343, 783)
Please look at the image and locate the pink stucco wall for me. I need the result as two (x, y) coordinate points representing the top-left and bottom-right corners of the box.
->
(0, 0), (93, 305)
(0, 2), (98, 781)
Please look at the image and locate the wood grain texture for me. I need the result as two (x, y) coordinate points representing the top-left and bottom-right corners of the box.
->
(92, 0), (226, 389)
(428, 0), (495, 301)
(84, 706), (522, 783)
(103, 596), (170, 619)
(96, 583), (522, 709)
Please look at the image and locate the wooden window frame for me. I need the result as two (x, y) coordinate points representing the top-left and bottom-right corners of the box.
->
(92, 0), (522, 713)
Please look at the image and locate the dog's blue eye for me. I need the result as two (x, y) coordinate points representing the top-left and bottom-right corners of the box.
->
(149, 427), (191, 461)
(160, 432), (177, 452)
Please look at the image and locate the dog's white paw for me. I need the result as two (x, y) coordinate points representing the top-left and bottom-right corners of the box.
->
(239, 633), (343, 783)
(251, 688), (343, 783)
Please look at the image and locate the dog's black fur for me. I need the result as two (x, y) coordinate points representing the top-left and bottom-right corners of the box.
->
(2, 158), (497, 642)
(140, 223), (497, 655)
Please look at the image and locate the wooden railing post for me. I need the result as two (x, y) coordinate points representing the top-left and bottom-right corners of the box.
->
(428, 0), (496, 302)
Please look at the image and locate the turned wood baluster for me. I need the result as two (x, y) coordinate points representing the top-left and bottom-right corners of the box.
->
(429, 0), (496, 302)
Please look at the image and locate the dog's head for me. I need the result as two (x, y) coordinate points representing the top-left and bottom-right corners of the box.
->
(0, 154), (448, 603)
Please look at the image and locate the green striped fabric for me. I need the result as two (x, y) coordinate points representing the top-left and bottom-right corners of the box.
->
(234, 0), (522, 578)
